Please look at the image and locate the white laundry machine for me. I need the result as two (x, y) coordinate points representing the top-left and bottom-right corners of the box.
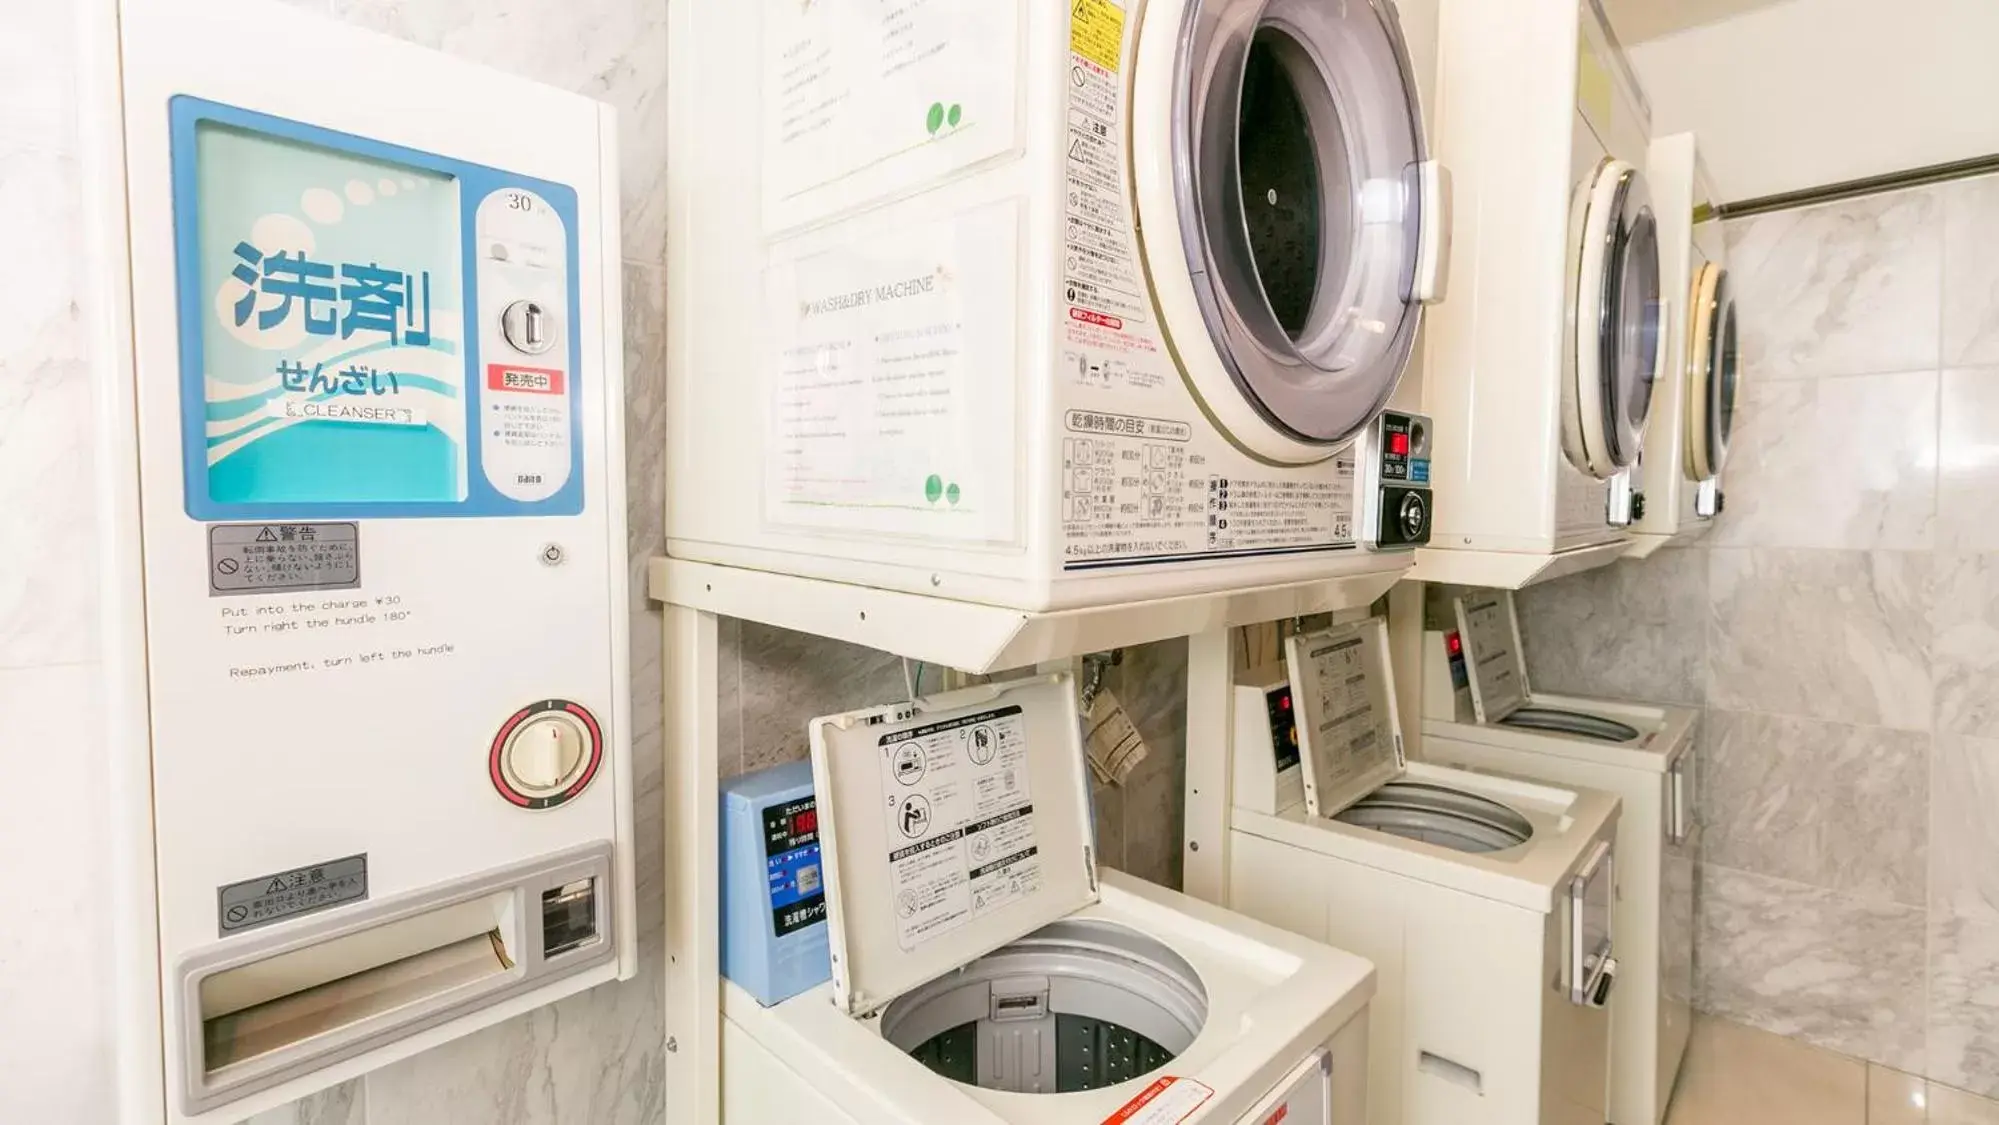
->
(1628, 132), (1736, 555)
(1227, 617), (1623, 1125)
(666, 0), (1450, 610)
(723, 674), (1377, 1124)
(1419, 590), (1698, 1125)
(1413, 0), (1665, 588)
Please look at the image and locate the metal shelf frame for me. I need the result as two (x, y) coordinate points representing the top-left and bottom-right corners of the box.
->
(651, 556), (1410, 1125)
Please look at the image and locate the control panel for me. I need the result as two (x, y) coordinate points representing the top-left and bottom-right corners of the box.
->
(722, 761), (834, 1006)
(1357, 410), (1434, 550)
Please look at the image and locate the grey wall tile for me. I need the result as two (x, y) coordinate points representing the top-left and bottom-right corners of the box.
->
(1707, 370), (1937, 551)
(0, 0), (76, 153)
(1696, 863), (1926, 1072)
(244, 1080), (364, 1125)
(1699, 709), (1927, 907)
(1929, 733), (1999, 1096)
(738, 624), (907, 776)
(1933, 552), (1999, 738)
(1725, 187), (1941, 380)
(1099, 640), (1189, 889)
(1514, 547), (1708, 706)
(0, 147), (95, 670)
(364, 943), (666, 1125)
(327, 0), (670, 265)
(1707, 548), (1933, 731)
(1937, 371), (1999, 554)
(1943, 175), (1999, 368)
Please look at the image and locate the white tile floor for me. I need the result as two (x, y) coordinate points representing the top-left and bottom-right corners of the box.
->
(1666, 1016), (1999, 1125)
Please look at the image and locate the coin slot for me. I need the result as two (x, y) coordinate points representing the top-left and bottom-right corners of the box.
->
(541, 878), (599, 958)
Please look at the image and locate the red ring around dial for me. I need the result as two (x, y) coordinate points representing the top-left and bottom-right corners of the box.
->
(489, 699), (604, 810)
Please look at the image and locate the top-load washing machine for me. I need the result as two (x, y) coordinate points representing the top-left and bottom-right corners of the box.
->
(666, 0), (1450, 610)
(1413, 0), (1665, 588)
(1227, 617), (1623, 1125)
(1419, 589), (1698, 1125)
(1628, 132), (1737, 555)
(720, 673), (1378, 1124)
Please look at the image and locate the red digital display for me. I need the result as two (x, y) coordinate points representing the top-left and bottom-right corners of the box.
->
(1389, 431), (1410, 455)
(1446, 631), (1463, 656)
(792, 809), (818, 836)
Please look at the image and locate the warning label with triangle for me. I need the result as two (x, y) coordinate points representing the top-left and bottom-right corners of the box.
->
(255, 527), (279, 542)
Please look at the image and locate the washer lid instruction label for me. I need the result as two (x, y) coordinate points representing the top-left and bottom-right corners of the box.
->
(218, 853), (368, 935)
(876, 704), (1041, 952)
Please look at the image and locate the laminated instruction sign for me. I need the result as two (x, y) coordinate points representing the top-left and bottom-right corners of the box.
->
(170, 97), (586, 519)
(875, 704), (1042, 951)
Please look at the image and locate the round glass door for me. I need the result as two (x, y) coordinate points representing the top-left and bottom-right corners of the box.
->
(1565, 160), (1663, 479)
(1165, 0), (1434, 454)
(1684, 262), (1736, 481)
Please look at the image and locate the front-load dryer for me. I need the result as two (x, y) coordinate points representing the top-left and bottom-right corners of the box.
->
(1420, 589), (1698, 1125)
(721, 674), (1376, 1125)
(667, 0), (1449, 610)
(1412, 0), (1665, 589)
(1227, 616), (1622, 1125)
(1628, 132), (1737, 556)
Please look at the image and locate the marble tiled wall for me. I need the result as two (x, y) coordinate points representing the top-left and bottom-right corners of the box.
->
(1515, 174), (1999, 1094)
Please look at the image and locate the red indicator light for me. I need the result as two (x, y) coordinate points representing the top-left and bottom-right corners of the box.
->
(1390, 431), (1410, 455)
(1446, 631), (1463, 656)
(1279, 695), (1291, 710)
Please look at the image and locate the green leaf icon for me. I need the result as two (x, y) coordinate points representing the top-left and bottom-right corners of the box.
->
(925, 474), (944, 503)
(947, 104), (962, 128)
(926, 102), (945, 135)
(946, 483), (962, 506)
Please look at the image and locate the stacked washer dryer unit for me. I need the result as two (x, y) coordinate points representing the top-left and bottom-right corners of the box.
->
(668, 0), (1459, 1117)
(1419, 591), (1699, 1125)
(1228, 616), (1624, 1125)
(665, 0), (1448, 611)
(1628, 132), (1738, 555)
(1416, 0), (1665, 584)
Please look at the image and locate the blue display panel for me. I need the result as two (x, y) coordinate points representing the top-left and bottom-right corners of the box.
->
(169, 97), (585, 519)
(763, 797), (825, 938)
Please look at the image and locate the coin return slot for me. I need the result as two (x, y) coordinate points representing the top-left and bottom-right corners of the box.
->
(541, 878), (599, 957)
(878, 920), (1209, 1094)
(198, 892), (516, 1076)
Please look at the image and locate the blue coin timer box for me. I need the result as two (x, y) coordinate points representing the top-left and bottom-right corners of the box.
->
(721, 760), (831, 1005)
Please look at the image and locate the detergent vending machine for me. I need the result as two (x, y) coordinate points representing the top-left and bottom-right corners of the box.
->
(85, 1), (635, 1119)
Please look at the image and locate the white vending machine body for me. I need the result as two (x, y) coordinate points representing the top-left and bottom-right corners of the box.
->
(88, 2), (635, 1120)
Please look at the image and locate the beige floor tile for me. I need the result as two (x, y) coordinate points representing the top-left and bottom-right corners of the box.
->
(1871, 1065), (1931, 1125)
(1666, 1016), (1865, 1125)
(1931, 1083), (1999, 1125)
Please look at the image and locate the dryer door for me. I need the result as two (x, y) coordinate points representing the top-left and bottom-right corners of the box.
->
(1683, 262), (1737, 481)
(1562, 159), (1663, 480)
(1135, 0), (1445, 465)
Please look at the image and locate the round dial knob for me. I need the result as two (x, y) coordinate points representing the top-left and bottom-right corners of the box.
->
(1398, 492), (1429, 539)
(490, 700), (603, 810)
(507, 714), (587, 792)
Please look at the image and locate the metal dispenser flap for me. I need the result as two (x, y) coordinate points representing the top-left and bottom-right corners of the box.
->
(1286, 617), (1407, 819)
(1453, 591), (1530, 723)
(807, 674), (1098, 1018)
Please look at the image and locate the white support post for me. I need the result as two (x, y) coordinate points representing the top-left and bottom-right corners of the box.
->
(662, 606), (720, 1125)
(1387, 580), (1425, 763)
(1181, 626), (1235, 904)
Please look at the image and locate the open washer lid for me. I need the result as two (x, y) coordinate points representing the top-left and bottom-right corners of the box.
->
(1450, 591), (1642, 743)
(1284, 616), (1407, 818)
(807, 674), (1099, 1018)
(1135, 0), (1447, 464)
(1560, 157), (1664, 481)
(1683, 260), (1737, 482)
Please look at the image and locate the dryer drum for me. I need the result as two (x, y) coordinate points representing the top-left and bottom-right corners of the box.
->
(1166, 0), (1429, 448)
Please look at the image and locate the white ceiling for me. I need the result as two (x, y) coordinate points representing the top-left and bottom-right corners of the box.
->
(1598, 0), (1795, 43)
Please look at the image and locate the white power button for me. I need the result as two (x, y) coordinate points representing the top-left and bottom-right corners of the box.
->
(504, 713), (587, 793)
